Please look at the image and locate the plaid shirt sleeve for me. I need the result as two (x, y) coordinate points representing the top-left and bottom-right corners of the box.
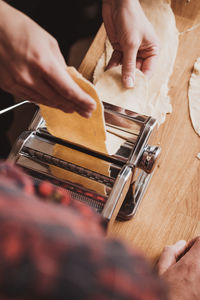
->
(0, 162), (168, 300)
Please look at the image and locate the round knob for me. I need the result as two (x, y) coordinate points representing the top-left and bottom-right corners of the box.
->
(137, 145), (160, 174)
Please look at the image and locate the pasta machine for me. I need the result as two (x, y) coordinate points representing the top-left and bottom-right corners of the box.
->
(8, 102), (160, 226)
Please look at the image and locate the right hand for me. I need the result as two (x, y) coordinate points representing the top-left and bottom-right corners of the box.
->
(157, 237), (200, 300)
(102, 0), (159, 88)
(0, 1), (96, 118)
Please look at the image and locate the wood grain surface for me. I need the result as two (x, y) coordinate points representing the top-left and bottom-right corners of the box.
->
(79, 0), (200, 262)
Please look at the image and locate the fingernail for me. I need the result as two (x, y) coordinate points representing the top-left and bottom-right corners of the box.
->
(79, 100), (96, 112)
(123, 76), (134, 88)
(83, 112), (92, 119)
(175, 240), (187, 247)
(89, 101), (96, 111)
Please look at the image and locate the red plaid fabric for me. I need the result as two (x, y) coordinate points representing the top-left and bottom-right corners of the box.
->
(0, 162), (168, 300)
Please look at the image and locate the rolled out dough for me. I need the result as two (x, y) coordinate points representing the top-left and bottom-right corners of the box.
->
(188, 57), (200, 136)
(94, 0), (179, 125)
(96, 67), (149, 115)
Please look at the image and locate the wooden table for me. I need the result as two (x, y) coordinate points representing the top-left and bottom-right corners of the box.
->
(79, 0), (200, 262)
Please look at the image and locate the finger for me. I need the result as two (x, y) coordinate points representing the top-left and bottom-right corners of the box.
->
(136, 58), (143, 71)
(176, 237), (200, 261)
(0, 38), (79, 115)
(41, 60), (96, 114)
(157, 240), (187, 275)
(179, 236), (200, 264)
(29, 76), (92, 117)
(122, 45), (138, 89)
(183, 236), (200, 251)
(106, 50), (122, 70)
(17, 72), (93, 118)
(141, 54), (158, 78)
(11, 86), (76, 114)
(0, 60), (76, 114)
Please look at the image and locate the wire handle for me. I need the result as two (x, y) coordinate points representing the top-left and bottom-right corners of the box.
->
(0, 100), (31, 115)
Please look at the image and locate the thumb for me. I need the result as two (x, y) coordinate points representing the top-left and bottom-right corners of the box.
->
(157, 240), (187, 276)
(122, 45), (138, 89)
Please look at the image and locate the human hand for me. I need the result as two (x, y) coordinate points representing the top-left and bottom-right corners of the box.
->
(102, 0), (159, 88)
(157, 237), (200, 300)
(0, 1), (96, 118)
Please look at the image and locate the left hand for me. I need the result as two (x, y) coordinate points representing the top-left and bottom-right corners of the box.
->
(102, 0), (160, 88)
(157, 238), (200, 300)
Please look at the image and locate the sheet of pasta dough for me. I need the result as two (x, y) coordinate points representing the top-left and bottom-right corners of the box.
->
(94, 0), (179, 125)
(95, 67), (148, 114)
(40, 67), (124, 155)
(188, 57), (200, 136)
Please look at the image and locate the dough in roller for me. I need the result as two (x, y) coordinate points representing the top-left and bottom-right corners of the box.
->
(51, 144), (111, 195)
